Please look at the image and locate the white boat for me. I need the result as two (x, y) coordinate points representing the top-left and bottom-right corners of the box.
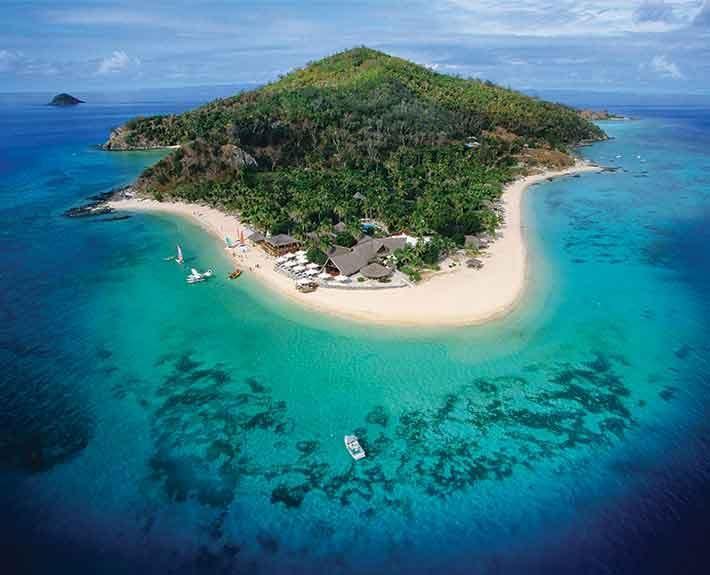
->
(176, 245), (184, 265)
(344, 435), (366, 460)
(186, 268), (213, 284)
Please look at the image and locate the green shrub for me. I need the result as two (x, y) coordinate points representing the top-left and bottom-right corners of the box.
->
(334, 231), (357, 247)
(306, 247), (327, 265)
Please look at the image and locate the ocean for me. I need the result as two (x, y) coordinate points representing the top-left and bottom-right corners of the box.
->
(1, 88), (709, 574)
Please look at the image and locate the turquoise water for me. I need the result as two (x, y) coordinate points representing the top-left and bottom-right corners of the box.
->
(2, 92), (710, 573)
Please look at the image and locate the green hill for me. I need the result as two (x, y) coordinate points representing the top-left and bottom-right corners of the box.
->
(106, 47), (604, 245)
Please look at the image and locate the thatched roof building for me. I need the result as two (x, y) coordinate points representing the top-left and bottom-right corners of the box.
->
(360, 263), (392, 279)
(325, 236), (406, 276)
(263, 234), (300, 256)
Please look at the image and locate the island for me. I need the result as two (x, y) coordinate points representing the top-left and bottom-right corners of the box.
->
(102, 47), (606, 325)
(49, 93), (84, 106)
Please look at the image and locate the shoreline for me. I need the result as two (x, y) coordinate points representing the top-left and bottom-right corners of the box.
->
(108, 161), (600, 327)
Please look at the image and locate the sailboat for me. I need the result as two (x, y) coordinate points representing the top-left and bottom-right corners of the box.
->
(186, 268), (213, 284)
(176, 245), (184, 265)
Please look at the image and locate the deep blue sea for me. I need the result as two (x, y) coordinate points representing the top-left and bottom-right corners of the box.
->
(1, 88), (710, 574)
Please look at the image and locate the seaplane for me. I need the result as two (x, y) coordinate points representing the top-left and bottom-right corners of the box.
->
(186, 268), (213, 284)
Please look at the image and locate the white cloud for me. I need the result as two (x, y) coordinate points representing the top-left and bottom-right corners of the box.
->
(97, 50), (132, 74)
(45, 9), (155, 26)
(650, 54), (685, 78)
(0, 49), (22, 72)
(439, 0), (705, 36)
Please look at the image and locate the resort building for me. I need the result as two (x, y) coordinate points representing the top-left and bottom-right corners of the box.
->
(246, 230), (265, 244)
(262, 234), (300, 257)
(325, 236), (406, 277)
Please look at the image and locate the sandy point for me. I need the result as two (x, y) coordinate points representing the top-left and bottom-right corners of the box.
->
(109, 161), (601, 327)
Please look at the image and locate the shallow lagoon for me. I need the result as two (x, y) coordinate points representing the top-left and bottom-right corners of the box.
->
(2, 92), (710, 573)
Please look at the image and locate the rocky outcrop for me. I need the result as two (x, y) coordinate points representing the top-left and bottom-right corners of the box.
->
(222, 144), (258, 170)
(129, 140), (258, 194)
(64, 187), (136, 218)
(578, 109), (625, 121)
(103, 125), (176, 151)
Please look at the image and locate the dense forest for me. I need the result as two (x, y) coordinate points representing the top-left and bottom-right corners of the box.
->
(107, 47), (605, 250)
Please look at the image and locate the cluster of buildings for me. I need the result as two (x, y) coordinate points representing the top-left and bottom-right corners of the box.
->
(323, 236), (406, 279)
(246, 221), (494, 285)
(247, 227), (411, 281)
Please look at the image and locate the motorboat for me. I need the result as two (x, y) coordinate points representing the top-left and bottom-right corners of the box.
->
(344, 435), (366, 460)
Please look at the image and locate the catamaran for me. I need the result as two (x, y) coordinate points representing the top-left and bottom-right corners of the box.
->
(186, 268), (213, 284)
(176, 245), (184, 265)
(344, 435), (366, 460)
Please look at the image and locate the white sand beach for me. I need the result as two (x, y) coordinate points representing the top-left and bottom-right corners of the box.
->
(109, 161), (599, 326)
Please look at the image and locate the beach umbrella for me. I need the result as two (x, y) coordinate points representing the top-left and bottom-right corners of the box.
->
(306, 268), (319, 276)
(336, 275), (351, 283)
(294, 250), (307, 257)
(318, 272), (332, 280)
(306, 262), (320, 269)
(292, 264), (306, 273)
(282, 260), (297, 268)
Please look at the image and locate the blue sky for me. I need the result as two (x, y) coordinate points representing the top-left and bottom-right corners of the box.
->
(1, 1), (709, 93)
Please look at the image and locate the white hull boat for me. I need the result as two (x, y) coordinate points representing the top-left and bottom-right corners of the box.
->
(344, 435), (366, 460)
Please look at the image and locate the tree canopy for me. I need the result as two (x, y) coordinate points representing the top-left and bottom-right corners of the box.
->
(107, 47), (605, 242)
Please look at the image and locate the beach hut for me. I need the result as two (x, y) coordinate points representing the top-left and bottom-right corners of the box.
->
(263, 234), (300, 257)
(464, 235), (482, 250)
(247, 231), (265, 244)
(360, 263), (392, 280)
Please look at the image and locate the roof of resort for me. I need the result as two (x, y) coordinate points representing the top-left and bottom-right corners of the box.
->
(326, 236), (406, 276)
(265, 233), (299, 246)
(360, 262), (392, 279)
(247, 231), (265, 243)
(464, 235), (482, 249)
(327, 245), (351, 257)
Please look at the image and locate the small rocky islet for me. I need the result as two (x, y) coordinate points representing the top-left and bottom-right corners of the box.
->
(48, 93), (84, 107)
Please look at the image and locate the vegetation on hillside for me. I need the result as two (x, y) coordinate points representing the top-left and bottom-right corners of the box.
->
(108, 47), (605, 250)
